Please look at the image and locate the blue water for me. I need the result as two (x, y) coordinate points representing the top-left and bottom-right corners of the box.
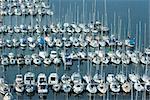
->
(1, 0), (150, 100)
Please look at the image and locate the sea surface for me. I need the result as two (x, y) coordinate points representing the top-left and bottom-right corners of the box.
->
(0, 0), (150, 100)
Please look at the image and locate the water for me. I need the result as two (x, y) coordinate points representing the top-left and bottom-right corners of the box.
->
(1, 0), (150, 100)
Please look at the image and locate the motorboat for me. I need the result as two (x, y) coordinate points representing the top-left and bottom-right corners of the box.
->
(37, 73), (48, 94)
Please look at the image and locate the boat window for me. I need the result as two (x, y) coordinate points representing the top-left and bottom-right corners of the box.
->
(40, 85), (46, 89)
(26, 77), (34, 80)
(51, 77), (56, 81)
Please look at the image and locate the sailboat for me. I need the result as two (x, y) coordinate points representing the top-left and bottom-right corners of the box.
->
(37, 73), (48, 94)
(3, 92), (13, 100)
(24, 72), (36, 93)
(0, 78), (10, 95)
(14, 74), (24, 93)
(48, 73), (59, 86)
(72, 64), (84, 94)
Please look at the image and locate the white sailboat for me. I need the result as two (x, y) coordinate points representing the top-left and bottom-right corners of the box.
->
(3, 92), (13, 100)
(0, 78), (10, 95)
(24, 72), (36, 93)
(48, 73), (59, 85)
(37, 73), (48, 94)
(121, 81), (131, 93)
(14, 74), (24, 93)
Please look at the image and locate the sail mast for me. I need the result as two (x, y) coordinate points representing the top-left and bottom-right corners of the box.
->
(104, 0), (108, 26)
(127, 8), (131, 37)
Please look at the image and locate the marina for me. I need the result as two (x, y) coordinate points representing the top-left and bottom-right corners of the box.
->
(0, 0), (150, 100)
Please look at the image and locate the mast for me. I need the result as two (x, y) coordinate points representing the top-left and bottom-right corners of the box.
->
(144, 23), (146, 49)
(113, 12), (116, 36)
(135, 24), (138, 51)
(104, 0), (108, 26)
(138, 21), (142, 51)
(93, 0), (96, 23)
(127, 8), (131, 37)
(83, 0), (85, 23)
